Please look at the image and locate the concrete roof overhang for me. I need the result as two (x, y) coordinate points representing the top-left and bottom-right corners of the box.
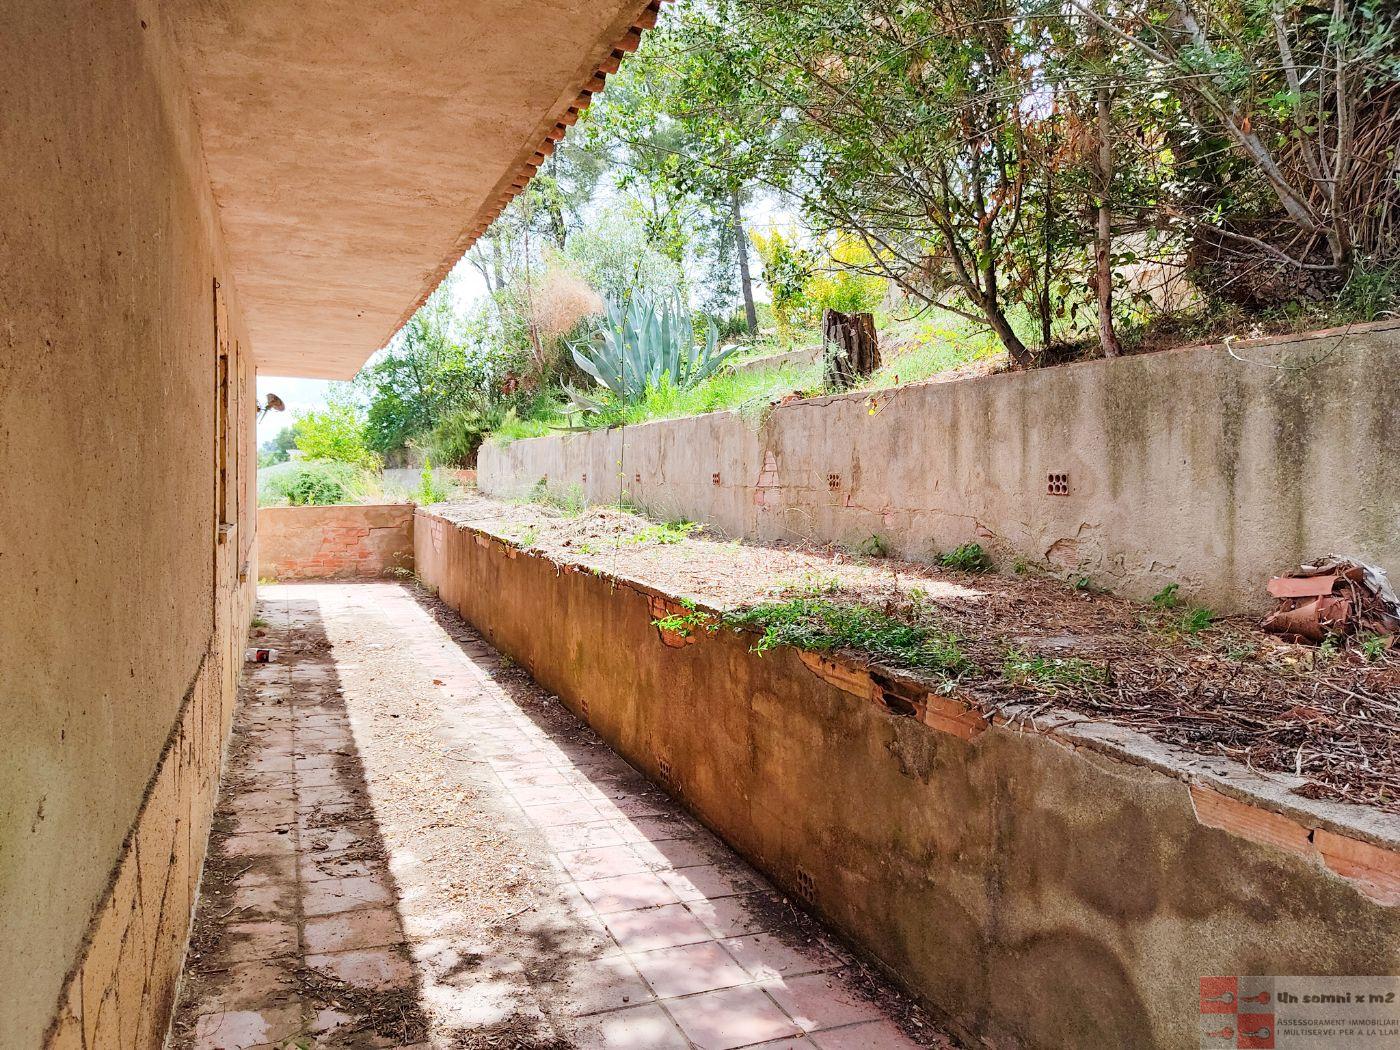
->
(166, 0), (657, 379)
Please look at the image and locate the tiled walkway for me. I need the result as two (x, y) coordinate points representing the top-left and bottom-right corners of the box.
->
(173, 583), (948, 1049)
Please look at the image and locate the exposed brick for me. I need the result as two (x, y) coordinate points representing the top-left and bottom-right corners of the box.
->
(1314, 829), (1400, 905)
(1189, 786), (1314, 858)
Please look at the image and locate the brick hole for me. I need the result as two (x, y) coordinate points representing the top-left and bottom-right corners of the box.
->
(581, 473), (587, 484)
(1046, 472), (1069, 496)
(580, 697), (590, 719)
(634, 473), (642, 484)
(657, 756), (673, 785)
(795, 867), (817, 906)
(711, 472), (721, 486)
(827, 473), (841, 490)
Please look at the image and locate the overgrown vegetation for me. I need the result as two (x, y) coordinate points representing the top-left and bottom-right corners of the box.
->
(723, 597), (970, 675)
(263, 0), (1396, 476)
(258, 460), (370, 507)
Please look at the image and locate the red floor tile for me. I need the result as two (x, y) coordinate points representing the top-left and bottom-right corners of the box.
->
(665, 985), (804, 1049)
(602, 903), (715, 953)
(629, 940), (752, 998)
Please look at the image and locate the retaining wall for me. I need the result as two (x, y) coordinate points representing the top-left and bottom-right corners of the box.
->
(480, 323), (1400, 613)
(415, 508), (1400, 1050)
(258, 504), (415, 580)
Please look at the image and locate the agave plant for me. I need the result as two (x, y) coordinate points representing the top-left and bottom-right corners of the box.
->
(566, 293), (735, 411)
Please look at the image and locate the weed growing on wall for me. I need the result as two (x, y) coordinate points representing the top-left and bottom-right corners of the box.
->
(722, 598), (969, 675)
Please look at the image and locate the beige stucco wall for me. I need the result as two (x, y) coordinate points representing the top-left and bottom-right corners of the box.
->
(1, 2), (257, 1045)
(480, 324), (1400, 612)
(258, 504), (415, 580)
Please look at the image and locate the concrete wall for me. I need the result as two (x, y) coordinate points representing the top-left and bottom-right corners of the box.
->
(416, 511), (1400, 1049)
(258, 504), (415, 580)
(481, 324), (1400, 612)
(1, 2), (257, 1046)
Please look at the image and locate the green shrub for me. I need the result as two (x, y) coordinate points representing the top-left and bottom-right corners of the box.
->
(292, 403), (380, 469)
(722, 597), (969, 674)
(805, 236), (887, 315)
(413, 457), (450, 505)
(259, 460), (369, 506)
(939, 543), (993, 573)
(424, 404), (504, 467)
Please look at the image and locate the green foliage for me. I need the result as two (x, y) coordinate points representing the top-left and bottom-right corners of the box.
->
(526, 481), (588, 517)
(1002, 650), (1105, 690)
(568, 293), (737, 407)
(1151, 584), (1182, 610)
(651, 599), (718, 638)
(856, 534), (890, 558)
(625, 521), (701, 545)
(805, 237), (887, 315)
(259, 460), (369, 507)
(292, 401), (379, 470)
(423, 403), (505, 467)
(258, 426), (297, 468)
(1180, 608), (1216, 634)
(562, 204), (687, 303)
(1357, 633), (1390, 662)
(722, 598), (969, 675)
(749, 229), (815, 344)
(939, 543), (993, 573)
(413, 457), (450, 505)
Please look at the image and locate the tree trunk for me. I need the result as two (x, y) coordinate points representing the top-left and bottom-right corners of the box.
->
(821, 309), (880, 391)
(983, 305), (1034, 369)
(1095, 87), (1123, 358)
(731, 187), (759, 336)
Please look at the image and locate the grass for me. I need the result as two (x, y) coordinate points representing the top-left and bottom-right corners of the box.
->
(489, 360), (824, 445)
(722, 597), (969, 675)
(858, 311), (1007, 389)
(1002, 649), (1105, 690)
(625, 521), (701, 545)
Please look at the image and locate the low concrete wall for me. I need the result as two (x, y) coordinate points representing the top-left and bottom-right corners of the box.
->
(480, 323), (1400, 612)
(416, 509), (1399, 1050)
(258, 504), (415, 580)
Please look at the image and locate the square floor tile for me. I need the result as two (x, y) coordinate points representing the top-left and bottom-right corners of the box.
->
(665, 985), (803, 1049)
(572, 1004), (690, 1049)
(603, 903), (714, 953)
(525, 801), (604, 827)
(686, 893), (779, 939)
(303, 907), (406, 954)
(559, 844), (651, 881)
(541, 821), (627, 853)
(551, 955), (656, 1016)
(629, 940), (751, 998)
(762, 973), (883, 1032)
(660, 864), (763, 902)
(302, 874), (393, 917)
(576, 872), (681, 914)
(304, 946), (415, 991)
(720, 934), (839, 981)
(189, 1005), (306, 1050)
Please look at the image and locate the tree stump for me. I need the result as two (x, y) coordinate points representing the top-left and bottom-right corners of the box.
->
(821, 309), (880, 391)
